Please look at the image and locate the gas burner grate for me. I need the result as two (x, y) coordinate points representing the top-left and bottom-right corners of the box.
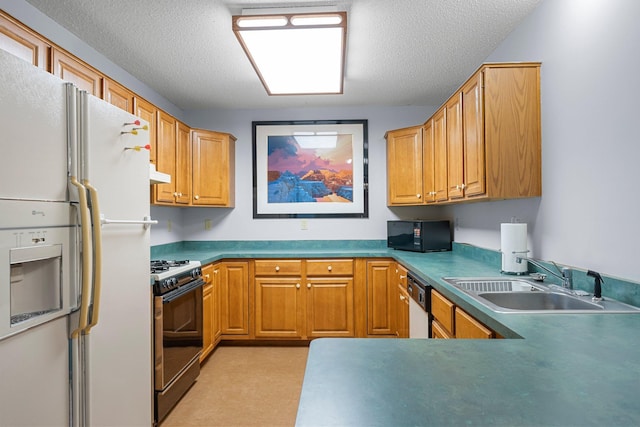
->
(150, 260), (191, 274)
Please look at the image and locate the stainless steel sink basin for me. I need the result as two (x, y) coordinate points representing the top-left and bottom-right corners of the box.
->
(442, 277), (640, 314)
(478, 291), (603, 311)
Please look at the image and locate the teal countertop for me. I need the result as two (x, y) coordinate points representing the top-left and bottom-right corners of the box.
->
(152, 240), (640, 426)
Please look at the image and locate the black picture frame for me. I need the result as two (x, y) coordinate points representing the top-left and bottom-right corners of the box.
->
(252, 119), (369, 219)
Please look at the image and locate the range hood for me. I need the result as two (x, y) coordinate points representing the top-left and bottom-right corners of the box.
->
(150, 164), (171, 184)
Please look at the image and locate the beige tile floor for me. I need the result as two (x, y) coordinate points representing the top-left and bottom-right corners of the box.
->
(160, 345), (309, 427)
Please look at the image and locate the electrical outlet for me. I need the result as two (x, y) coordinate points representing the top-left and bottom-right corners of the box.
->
(204, 219), (212, 230)
(301, 220), (308, 230)
(167, 219), (172, 232)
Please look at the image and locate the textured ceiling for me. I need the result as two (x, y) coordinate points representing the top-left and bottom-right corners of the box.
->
(24, 0), (542, 110)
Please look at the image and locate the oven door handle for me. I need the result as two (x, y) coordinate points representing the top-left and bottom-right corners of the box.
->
(161, 278), (205, 303)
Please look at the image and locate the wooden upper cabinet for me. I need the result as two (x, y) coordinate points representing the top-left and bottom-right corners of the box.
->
(52, 48), (103, 97)
(191, 129), (236, 207)
(175, 121), (192, 205)
(133, 97), (158, 164)
(461, 71), (485, 197)
(385, 126), (424, 205)
(385, 62), (541, 205)
(0, 12), (50, 70)
(432, 107), (448, 202)
(104, 78), (134, 113)
(422, 119), (436, 204)
(446, 92), (464, 199)
(154, 111), (177, 203)
(481, 64), (541, 199)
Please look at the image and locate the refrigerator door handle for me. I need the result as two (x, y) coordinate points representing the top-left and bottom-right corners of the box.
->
(69, 176), (93, 339)
(99, 214), (158, 229)
(84, 181), (102, 334)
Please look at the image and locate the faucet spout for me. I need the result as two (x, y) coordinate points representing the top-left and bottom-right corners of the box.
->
(515, 255), (573, 290)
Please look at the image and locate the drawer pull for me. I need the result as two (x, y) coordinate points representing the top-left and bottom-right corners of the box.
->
(307, 283), (311, 289)
(327, 265), (332, 271)
(275, 266), (280, 272)
(296, 283), (300, 289)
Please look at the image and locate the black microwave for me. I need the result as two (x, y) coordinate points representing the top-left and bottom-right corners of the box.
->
(387, 220), (451, 252)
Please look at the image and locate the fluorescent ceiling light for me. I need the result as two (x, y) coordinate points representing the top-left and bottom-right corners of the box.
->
(232, 12), (347, 95)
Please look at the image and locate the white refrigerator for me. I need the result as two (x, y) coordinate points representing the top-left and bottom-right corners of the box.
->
(0, 49), (153, 426)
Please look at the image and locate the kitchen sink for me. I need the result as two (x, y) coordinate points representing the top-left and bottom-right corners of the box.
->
(442, 277), (640, 314)
(478, 291), (603, 311)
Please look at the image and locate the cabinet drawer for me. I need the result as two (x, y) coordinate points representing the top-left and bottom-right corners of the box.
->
(431, 320), (453, 339)
(254, 259), (302, 276)
(201, 264), (215, 285)
(306, 259), (353, 276)
(454, 307), (494, 339)
(431, 289), (455, 335)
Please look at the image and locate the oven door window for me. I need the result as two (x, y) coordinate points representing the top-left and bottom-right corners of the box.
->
(159, 285), (203, 389)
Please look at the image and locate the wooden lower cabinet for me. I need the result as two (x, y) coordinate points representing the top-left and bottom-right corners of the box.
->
(220, 261), (250, 336)
(306, 276), (354, 338)
(396, 283), (410, 338)
(366, 260), (396, 336)
(455, 307), (494, 339)
(255, 277), (304, 338)
(431, 288), (496, 339)
(201, 263), (222, 361)
(253, 259), (354, 340)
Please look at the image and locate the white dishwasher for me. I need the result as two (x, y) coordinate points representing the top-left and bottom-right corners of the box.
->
(407, 273), (431, 338)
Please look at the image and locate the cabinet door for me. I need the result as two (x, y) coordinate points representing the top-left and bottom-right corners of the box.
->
(104, 78), (134, 113)
(154, 111), (177, 203)
(52, 48), (102, 97)
(306, 277), (354, 338)
(134, 97), (158, 165)
(175, 121), (192, 205)
(396, 284), (410, 338)
(212, 265), (222, 344)
(255, 277), (304, 338)
(0, 12), (50, 70)
(422, 119), (436, 203)
(192, 130), (235, 206)
(386, 126), (424, 205)
(220, 262), (249, 335)
(366, 260), (395, 336)
(446, 92), (464, 199)
(201, 283), (213, 362)
(432, 108), (448, 202)
(455, 307), (493, 339)
(462, 71), (486, 197)
(200, 264), (216, 362)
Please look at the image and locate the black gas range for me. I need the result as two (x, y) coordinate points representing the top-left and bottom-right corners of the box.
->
(150, 259), (202, 296)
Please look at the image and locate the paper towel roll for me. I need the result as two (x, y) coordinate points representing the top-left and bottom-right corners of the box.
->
(501, 223), (528, 274)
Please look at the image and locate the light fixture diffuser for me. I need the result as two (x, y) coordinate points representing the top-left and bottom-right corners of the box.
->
(232, 12), (347, 95)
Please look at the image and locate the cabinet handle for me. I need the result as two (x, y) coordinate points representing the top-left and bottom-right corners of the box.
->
(173, 192), (178, 197)
(400, 275), (406, 279)
(275, 266), (280, 272)
(429, 191), (437, 196)
(296, 283), (300, 289)
(416, 193), (421, 198)
(194, 195), (199, 200)
(327, 265), (332, 271)
(400, 295), (406, 301)
(205, 274), (210, 281)
(307, 283), (311, 289)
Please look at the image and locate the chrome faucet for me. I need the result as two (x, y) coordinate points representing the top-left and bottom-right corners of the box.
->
(515, 255), (573, 290)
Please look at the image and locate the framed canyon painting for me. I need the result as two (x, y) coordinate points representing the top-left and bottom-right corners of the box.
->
(252, 120), (368, 218)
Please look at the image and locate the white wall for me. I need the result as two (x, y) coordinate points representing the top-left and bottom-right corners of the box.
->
(450, 0), (640, 281)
